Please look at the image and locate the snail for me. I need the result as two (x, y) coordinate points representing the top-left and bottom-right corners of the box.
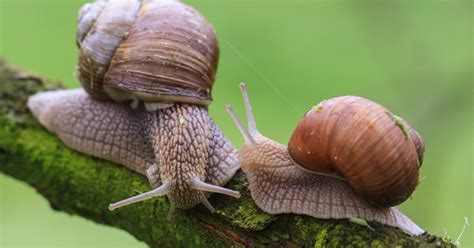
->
(27, 0), (241, 215)
(225, 83), (425, 235)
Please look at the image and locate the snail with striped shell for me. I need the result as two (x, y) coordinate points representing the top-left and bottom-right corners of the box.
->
(226, 83), (425, 235)
(27, 0), (240, 214)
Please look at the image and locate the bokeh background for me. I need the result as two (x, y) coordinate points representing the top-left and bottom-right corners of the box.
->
(1, 0), (472, 247)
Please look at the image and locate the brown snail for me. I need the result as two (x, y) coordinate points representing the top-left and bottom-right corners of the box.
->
(226, 83), (424, 235)
(27, 0), (240, 215)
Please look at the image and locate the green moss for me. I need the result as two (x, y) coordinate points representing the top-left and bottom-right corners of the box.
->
(270, 234), (279, 242)
(371, 240), (385, 248)
(215, 196), (276, 231)
(314, 228), (328, 248)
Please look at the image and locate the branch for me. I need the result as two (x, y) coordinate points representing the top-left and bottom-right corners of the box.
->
(0, 60), (455, 247)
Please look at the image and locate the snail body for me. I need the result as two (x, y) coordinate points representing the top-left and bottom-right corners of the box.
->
(27, 0), (240, 213)
(226, 83), (424, 235)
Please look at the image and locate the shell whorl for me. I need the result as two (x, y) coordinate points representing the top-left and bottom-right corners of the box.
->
(76, 0), (219, 105)
(77, 0), (141, 100)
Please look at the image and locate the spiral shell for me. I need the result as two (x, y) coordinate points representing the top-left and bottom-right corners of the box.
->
(288, 96), (424, 207)
(76, 0), (219, 105)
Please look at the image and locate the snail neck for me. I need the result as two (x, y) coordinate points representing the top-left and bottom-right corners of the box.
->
(239, 135), (346, 181)
(105, 102), (239, 211)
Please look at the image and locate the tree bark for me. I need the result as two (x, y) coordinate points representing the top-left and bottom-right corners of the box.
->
(0, 60), (455, 247)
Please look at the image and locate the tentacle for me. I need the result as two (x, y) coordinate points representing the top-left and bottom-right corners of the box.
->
(200, 195), (216, 213)
(108, 181), (172, 211)
(239, 83), (260, 137)
(166, 205), (176, 220)
(191, 177), (240, 198)
(225, 105), (256, 145)
(225, 82), (262, 145)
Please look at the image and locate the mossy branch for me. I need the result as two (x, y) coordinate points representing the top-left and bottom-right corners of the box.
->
(0, 60), (454, 247)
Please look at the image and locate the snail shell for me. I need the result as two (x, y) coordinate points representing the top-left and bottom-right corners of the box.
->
(76, 0), (219, 105)
(288, 96), (424, 207)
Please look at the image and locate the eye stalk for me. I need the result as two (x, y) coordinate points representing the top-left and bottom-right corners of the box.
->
(225, 83), (260, 146)
(239, 83), (261, 137)
(108, 181), (172, 211)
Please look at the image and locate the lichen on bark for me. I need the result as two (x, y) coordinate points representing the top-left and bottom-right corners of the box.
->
(0, 60), (455, 247)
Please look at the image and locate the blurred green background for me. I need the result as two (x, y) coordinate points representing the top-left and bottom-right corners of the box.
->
(0, 0), (472, 247)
